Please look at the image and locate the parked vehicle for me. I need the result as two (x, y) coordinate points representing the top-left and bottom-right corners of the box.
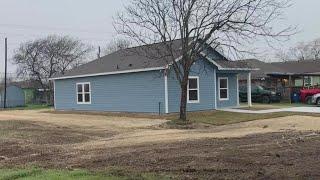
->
(300, 88), (320, 104)
(311, 93), (320, 106)
(239, 85), (281, 103)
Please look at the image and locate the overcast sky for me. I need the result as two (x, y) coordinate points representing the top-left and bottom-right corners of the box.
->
(0, 0), (319, 75)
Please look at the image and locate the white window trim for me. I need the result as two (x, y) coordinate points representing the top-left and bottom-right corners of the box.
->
(218, 77), (229, 101)
(76, 82), (92, 104)
(187, 76), (200, 104)
(53, 80), (56, 109)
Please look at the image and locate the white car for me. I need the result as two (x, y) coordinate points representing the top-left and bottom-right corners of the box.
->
(311, 93), (320, 106)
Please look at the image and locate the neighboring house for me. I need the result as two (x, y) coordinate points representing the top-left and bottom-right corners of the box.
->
(12, 80), (47, 104)
(51, 40), (254, 114)
(0, 85), (25, 108)
(239, 59), (320, 100)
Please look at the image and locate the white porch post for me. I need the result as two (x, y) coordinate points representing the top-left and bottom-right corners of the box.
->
(213, 68), (217, 109)
(164, 70), (169, 114)
(247, 72), (252, 107)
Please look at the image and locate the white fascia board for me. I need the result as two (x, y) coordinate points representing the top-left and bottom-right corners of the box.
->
(219, 68), (260, 71)
(50, 67), (165, 80)
(200, 52), (223, 69)
(201, 52), (259, 71)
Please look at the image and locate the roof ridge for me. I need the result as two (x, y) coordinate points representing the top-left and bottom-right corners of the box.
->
(124, 38), (183, 51)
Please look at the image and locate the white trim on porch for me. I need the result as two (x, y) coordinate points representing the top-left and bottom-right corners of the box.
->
(164, 72), (169, 114)
(236, 74), (240, 106)
(247, 72), (252, 107)
(213, 68), (217, 109)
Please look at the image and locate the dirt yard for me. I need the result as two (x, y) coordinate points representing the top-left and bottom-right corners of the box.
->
(0, 110), (320, 179)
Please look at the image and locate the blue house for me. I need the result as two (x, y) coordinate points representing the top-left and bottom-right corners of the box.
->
(0, 85), (25, 108)
(52, 40), (254, 114)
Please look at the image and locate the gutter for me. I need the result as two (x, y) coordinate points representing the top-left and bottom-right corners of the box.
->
(49, 67), (165, 80)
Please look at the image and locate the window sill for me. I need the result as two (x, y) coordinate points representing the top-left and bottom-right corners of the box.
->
(77, 102), (92, 105)
(188, 101), (200, 104)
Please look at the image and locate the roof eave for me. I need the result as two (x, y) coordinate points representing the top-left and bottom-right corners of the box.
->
(218, 68), (260, 71)
(201, 52), (258, 71)
(50, 66), (165, 81)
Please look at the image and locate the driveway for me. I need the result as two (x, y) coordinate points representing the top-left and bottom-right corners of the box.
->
(222, 107), (320, 114)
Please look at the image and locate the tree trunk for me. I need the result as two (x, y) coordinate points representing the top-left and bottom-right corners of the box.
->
(179, 80), (188, 121)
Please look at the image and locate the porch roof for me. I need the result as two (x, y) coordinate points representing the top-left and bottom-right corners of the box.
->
(267, 72), (320, 77)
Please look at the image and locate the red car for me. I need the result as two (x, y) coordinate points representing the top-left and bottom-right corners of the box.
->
(300, 88), (320, 104)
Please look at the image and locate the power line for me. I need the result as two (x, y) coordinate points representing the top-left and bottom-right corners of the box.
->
(0, 23), (114, 35)
(4, 38), (7, 108)
(0, 70), (16, 74)
(0, 32), (114, 43)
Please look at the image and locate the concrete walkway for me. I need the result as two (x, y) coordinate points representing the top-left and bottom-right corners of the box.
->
(222, 107), (320, 114)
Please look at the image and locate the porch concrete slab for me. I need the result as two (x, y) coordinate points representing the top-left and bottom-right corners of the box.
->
(222, 107), (320, 114)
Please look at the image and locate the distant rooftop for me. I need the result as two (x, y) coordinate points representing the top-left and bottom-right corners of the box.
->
(239, 59), (320, 80)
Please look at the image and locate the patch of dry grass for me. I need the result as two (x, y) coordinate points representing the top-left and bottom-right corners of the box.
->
(46, 109), (320, 127)
(166, 111), (320, 126)
(47, 110), (165, 119)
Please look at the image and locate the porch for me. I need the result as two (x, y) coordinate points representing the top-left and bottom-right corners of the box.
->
(266, 73), (320, 102)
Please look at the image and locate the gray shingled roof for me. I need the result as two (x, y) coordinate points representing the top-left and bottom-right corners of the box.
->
(239, 59), (320, 80)
(54, 40), (182, 79)
(214, 59), (253, 69)
(54, 39), (252, 79)
(272, 60), (320, 74)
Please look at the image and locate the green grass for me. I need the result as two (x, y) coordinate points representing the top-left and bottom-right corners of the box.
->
(0, 168), (170, 180)
(166, 110), (320, 126)
(12, 104), (52, 110)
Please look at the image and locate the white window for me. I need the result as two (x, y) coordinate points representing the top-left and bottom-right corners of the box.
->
(304, 76), (313, 87)
(188, 76), (200, 103)
(77, 82), (91, 104)
(219, 77), (229, 100)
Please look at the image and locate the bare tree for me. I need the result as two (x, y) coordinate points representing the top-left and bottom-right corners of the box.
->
(276, 38), (320, 61)
(275, 49), (291, 62)
(12, 35), (92, 103)
(0, 76), (14, 85)
(115, 0), (293, 120)
(309, 38), (320, 60)
(103, 38), (132, 55)
(290, 42), (312, 61)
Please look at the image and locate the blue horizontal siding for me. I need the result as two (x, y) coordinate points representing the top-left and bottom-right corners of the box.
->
(55, 60), (244, 113)
(55, 70), (165, 113)
(216, 72), (239, 109)
(167, 58), (216, 113)
(0, 86), (25, 107)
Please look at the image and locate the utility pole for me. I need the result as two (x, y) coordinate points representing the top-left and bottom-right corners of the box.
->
(97, 46), (101, 59)
(4, 38), (7, 109)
